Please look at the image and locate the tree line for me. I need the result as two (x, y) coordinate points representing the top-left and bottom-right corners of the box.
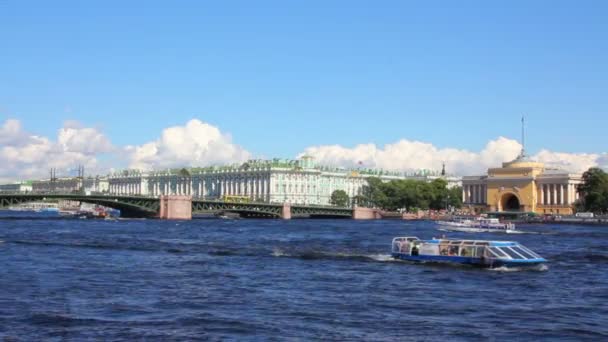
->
(330, 177), (462, 211)
(577, 167), (608, 214)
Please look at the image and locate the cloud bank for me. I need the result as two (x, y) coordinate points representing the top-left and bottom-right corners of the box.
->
(0, 119), (113, 183)
(125, 119), (251, 170)
(300, 138), (608, 175)
(1, 118), (607, 183)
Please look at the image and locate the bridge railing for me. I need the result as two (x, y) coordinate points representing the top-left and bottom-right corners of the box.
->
(1, 191), (355, 210)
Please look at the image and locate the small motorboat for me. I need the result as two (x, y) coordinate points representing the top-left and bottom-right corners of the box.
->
(391, 236), (546, 268)
(436, 217), (516, 233)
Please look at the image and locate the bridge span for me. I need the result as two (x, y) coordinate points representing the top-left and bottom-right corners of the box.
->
(0, 194), (383, 220)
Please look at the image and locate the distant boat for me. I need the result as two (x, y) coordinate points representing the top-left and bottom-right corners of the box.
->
(8, 202), (59, 212)
(436, 217), (516, 233)
(391, 236), (546, 268)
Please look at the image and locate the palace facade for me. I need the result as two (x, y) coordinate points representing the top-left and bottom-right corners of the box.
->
(106, 157), (461, 205)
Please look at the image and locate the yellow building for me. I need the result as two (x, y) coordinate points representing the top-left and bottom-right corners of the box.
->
(462, 154), (582, 215)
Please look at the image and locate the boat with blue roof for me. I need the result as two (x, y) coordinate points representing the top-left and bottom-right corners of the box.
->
(391, 237), (546, 268)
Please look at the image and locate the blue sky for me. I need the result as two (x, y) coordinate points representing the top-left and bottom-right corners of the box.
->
(1, 0), (607, 159)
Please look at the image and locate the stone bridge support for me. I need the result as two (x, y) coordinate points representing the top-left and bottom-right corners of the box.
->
(159, 195), (192, 220)
(352, 206), (382, 219)
(281, 203), (291, 220)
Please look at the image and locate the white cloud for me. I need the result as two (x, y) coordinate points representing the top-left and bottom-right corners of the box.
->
(535, 150), (608, 174)
(125, 119), (251, 170)
(299, 137), (607, 175)
(0, 119), (112, 183)
(57, 125), (113, 154)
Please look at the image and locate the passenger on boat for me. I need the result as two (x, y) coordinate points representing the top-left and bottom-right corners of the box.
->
(399, 241), (410, 253)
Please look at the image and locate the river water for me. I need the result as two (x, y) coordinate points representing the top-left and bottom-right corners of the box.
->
(0, 215), (606, 340)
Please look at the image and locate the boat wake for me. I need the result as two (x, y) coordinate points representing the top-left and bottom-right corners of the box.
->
(271, 248), (396, 263)
(489, 264), (549, 272)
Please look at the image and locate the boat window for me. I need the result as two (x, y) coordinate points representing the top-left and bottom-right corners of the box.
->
(463, 241), (475, 245)
(448, 246), (459, 256)
(501, 247), (525, 259)
(511, 246), (535, 259)
(475, 242), (489, 246)
(518, 245), (541, 259)
(460, 247), (473, 257)
(489, 247), (507, 258)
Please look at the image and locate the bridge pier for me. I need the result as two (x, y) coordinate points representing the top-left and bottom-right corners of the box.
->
(352, 206), (382, 219)
(281, 203), (291, 220)
(159, 195), (192, 220)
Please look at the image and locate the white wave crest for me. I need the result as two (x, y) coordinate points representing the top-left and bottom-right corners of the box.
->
(489, 264), (549, 272)
(366, 254), (396, 262)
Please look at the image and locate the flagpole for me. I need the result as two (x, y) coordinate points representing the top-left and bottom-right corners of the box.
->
(521, 115), (525, 157)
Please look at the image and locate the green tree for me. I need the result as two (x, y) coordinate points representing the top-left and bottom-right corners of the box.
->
(577, 167), (608, 214)
(330, 190), (350, 207)
(448, 186), (463, 209)
(358, 176), (459, 211)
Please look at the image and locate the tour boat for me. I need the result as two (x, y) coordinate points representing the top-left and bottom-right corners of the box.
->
(391, 236), (546, 268)
(436, 217), (516, 233)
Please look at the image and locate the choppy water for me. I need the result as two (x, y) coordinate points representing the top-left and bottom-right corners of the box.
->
(0, 214), (607, 340)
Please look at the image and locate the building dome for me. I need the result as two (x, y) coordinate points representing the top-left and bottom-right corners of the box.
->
(501, 152), (544, 169)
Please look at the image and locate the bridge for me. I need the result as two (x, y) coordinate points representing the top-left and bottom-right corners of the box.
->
(0, 193), (373, 219)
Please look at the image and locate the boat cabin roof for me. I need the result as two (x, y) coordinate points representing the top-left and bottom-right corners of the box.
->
(392, 237), (518, 247)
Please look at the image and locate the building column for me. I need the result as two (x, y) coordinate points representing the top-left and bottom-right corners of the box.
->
(462, 186), (466, 203)
(552, 184), (557, 205)
(540, 184), (544, 205)
(471, 185), (475, 204)
(560, 184), (565, 205)
(471, 185), (476, 203)
(571, 184), (577, 204)
(569, 184), (574, 204)
(263, 177), (267, 200)
(475, 185), (479, 203)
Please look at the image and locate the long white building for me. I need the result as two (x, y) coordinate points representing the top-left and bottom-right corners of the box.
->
(31, 176), (109, 194)
(0, 181), (33, 193)
(106, 156), (461, 205)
